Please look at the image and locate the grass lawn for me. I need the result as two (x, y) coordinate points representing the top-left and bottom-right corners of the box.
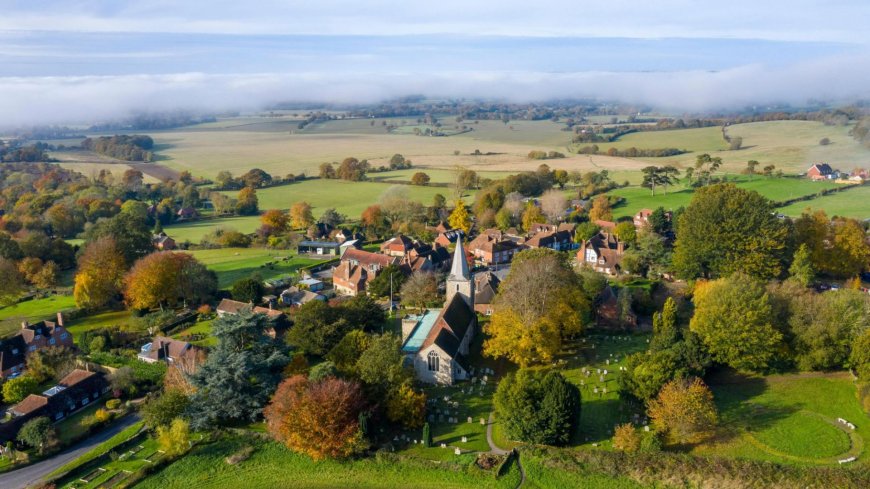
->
(65, 310), (135, 343)
(596, 126), (728, 154)
(560, 333), (651, 447)
(0, 295), (77, 338)
(135, 434), (521, 489)
(184, 248), (321, 288)
(173, 320), (215, 347)
(696, 371), (870, 465)
(50, 420), (145, 477)
(777, 184), (870, 219)
(521, 450), (651, 489)
(162, 215), (263, 244)
(56, 401), (107, 445)
(607, 176), (842, 218)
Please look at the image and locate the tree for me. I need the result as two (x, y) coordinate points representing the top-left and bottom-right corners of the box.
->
(648, 378), (718, 444)
(108, 366), (136, 397)
(124, 252), (217, 310)
(3, 375), (39, 404)
(337, 157), (367, 181)
(264, 375), (367, 460)
(729, 136), (743, 151)
(239, 168), (272, 188)
(142, 390), (191, 429)
(308, 361), (337, 382)
(32, 261), (58, 289)
(0, 232), (23, 261)
(588, 195), (612, 222)
(215, 171), (235, 189)
(672, 184), (789, 280)
(187, 310), (288, 429)
(850, 328), (870, 381)
(422, 422), (432, 447)
(366, 263), (405, 298)
(231, 276), (264, 303)
(494, 369), (580, 446)
(74, 237), (127, 309)
(484, 249), (590, 366)
(355, 334), (410, 392)
(157, 418), (191, 456)
(327, 330), (371, 374)
(745, 160), (759, 180)
(289, 202), (314, 230)
(641, 166), (672, 196)
(521, 202), (546, 231)
(613, 221), (637, 244)
(613, 423), (642, 453)
(0, 258), (25, 307)
(17, 417), (56, 455)
(574, 222), (599, 243)
(448, 200), (472, 235)
(361, 205), (387, 234)
(319, 162), (336, 179)
(552, 169), (569, 188)
(789, 243), (815, 287)
(796, 212), (870, 279)
(453, 167), (478, 199)
(319, 208), (345, 227)
(690, 274), (782, 371)
(540, 189), (567, 223)
(26, 347), (75, 383)
(236, 187), (259, 215)
(650, 298), (679, 351)
(83, 213), (152, 266)
(386, 382), (426, 428)
(411, 172), (430, 186)
(261, 209), (289, 233)
(400, 272), (440, 311)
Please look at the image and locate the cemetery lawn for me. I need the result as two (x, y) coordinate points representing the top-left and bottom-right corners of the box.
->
(135, 434), (521, 489)
(696, 371), (869, 465)
(57, 433), (164, 489)
(560, 333), (652, 447)
(0, 294), (76, 338)
(184, 248), (321, 288)
(50, 421), (145, 478)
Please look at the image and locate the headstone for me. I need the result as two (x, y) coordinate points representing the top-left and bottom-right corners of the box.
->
(440, 443), (447, 448)
(480, 418), (486, 425)
(454, 448), (462, 455)
(467, 417), (473, 423)
(461, 436), (467, 443)
(644, 425), (650, 432)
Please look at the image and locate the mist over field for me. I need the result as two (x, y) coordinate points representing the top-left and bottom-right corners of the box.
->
(0, 0), (868, 125)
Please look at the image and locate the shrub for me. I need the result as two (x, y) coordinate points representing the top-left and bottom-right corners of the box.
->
(648, 377), (718, 445)
(613, 423), (641, 453)
(94, 408), (111, 423)
(106, 399), (121, 410)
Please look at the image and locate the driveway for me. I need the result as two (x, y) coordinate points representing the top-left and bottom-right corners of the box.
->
(0, 414), (141, 489)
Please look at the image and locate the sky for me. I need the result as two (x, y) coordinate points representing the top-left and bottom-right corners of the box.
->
(1, 1), (869, 125)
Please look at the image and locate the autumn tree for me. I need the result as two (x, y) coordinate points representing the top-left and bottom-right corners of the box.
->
(588, 195), (612, 222)
(337, 157), (367, 181)
(0, 257), (26, 307)
(327, 330), (371, 375)
(236, 187), (259, 215)
(411, 172), (430, 186)
(361, 205), (387, 235)
(157, 418), (191, 456)
(231, 276), (264, 303)
(521, 202), (546, 231)
(261, 209), (289, 233)
(74, 237), (127, 309)
(124, 252), (217, 310)
(648, 377), (718, 444)
(400, 272), (440, 311)
(385, 382), (426, 428)
(142, 390), (191, 429)
(82, 213), (152, 266)
(448, 200), (472, 234)
(26, 347), (75, 383)
(613, 423), (641, 453)
(690, 273), (782, 371)
(485, 249), (591, 366)
(673, 184), (789, 280)
(540, 189), (567, 223)
(3, 374), (39, 404)
(794, 211), (870, 278)
(281, 202), (313, 231)
(613, 221), (637, 245)
(264, 375), (367, 460)
(850, 328), (870, 381)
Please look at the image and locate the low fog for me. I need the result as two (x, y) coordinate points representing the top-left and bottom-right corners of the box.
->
(1, 53), (869, 127)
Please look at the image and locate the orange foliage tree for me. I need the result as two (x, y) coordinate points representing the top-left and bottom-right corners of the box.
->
(124, 252), (217, 310)
(74, 237), (127, 309)
(264, 375), (367, 460)
(260, 209), (289, 233)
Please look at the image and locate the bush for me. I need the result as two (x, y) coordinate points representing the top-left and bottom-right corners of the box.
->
(106, 399), (121, 410)
(494, 369), (580, 446)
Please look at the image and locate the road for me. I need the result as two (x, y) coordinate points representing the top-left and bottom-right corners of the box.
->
(0, 414), (141, 489)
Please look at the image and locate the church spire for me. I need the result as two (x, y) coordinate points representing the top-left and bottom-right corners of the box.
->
(449, 237), (470, 280)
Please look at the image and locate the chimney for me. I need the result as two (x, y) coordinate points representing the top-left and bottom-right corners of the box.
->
(617, 241), (625, 254)
(56, 312), (64, 327)
(21, 320), (29, 329)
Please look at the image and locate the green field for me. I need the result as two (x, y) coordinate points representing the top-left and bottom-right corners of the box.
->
(778, 184), (870, 219)
(607, 176), (843, 218)
(184, 248), (321, 288)
(697, 372), (869, 464)
(596, 126), (729, 153)
(135, 435), (521, 489)
(0, 295), (77, 338)
(66, 310), (136, 342)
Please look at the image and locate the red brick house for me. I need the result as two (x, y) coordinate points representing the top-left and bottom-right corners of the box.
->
(333, 249), (397, 296)
(1, 314), (75, 378)
(153, 232), (176, 250)
(137, 336), (203, 365)
(434, 229), (465, 248)
(216, 299), (287, 337)
(806, 163), (835, 181)
(468, 230), (523, 266)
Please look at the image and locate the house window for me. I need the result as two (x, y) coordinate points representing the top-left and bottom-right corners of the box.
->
(55, 413), (63, 421)
(427, 351), (440, 372)
(11, 348), (18, 355)
(82, 398), (89, 406)
(50, 338), (56, 345)
(61, 333), (69, 340)
(29, 346), (36, 352)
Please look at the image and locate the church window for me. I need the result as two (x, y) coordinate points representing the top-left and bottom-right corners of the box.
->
(427, 351), (440, 371)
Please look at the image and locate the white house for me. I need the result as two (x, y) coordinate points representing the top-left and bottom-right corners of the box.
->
(401, 238), (476, 385)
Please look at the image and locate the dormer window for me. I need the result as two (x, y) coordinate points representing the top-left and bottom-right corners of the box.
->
(11, 348), (18, 355)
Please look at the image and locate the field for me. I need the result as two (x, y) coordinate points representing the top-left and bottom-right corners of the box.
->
(607, 176), (844, 218)
(778, 184), (870, 219)
(697, 372), (869, 465)
(65, 310), (136, 342)
(0, 294), (76, 338)
(184, 248), (321, 288)
(135, 434), (521, 489)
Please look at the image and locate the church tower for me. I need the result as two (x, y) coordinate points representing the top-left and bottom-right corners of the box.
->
(446, 237), (474, 309)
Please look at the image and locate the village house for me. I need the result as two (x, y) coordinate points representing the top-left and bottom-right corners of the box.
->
(806, 163), (837, 180)
(333, 248), (397, 296)
(280, 286), (327, 306)
(434, 229), (465, 248)
(381, 234), (417, 257)
(297, 240), (342, 256)
(524, 228), (574, 251)
(468, 229), (523, 266)
(152, 232), (176, 250)
(1, 313), (74, 378)
(401, 240), (476, 385)
(216, 298), (287, 337)
(306, 222), (334, 241)
(176, 207), (198, 220)
(1, 369), (109, 443)
(473, 271), (500, 315)
(334, 228), (363, 243)
(594, 219), (617, 232)
(633, 209), (654, 229)
(137, 336), (202, 364)
(577, 231), (627, 275)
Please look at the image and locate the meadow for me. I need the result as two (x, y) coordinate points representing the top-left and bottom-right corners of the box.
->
(777, 184), (870, 219)
(135, 434), (521, 489)
(607, 176), (844, 218)
(184, 248), (321, 288)
(0, 294), (76, 338)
